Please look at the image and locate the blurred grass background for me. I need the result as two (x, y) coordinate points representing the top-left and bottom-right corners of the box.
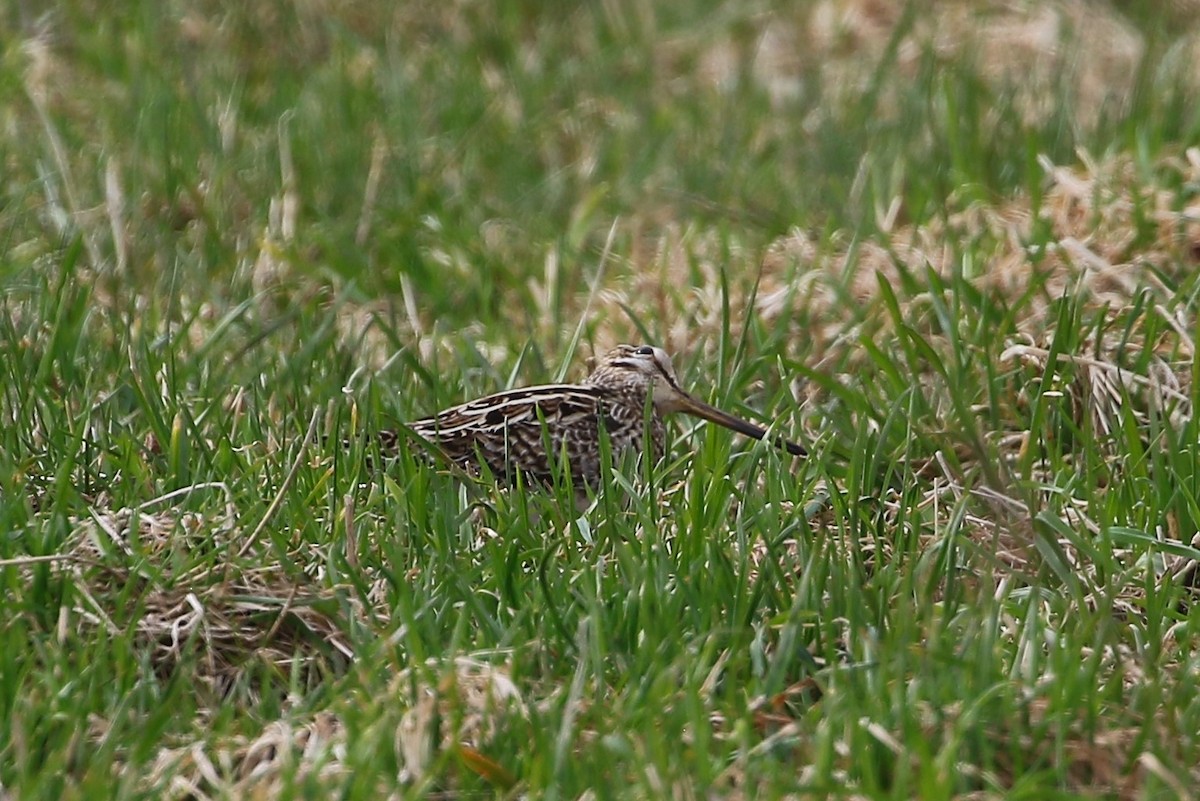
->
(3, 1), (1200, 798)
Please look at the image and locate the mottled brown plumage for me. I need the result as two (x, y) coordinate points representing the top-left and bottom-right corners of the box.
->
(387, 344), (804, 493)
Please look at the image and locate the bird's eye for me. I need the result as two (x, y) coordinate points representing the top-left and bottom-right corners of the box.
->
(634, 346), (654, 356)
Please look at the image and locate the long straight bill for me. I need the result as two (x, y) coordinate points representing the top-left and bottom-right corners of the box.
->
(678, 394), (806, 456)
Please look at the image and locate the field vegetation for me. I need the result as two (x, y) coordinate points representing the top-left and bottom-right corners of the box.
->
(3, 1), (1200, 797)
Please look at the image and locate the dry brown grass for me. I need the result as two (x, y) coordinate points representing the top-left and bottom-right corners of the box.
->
(310, 0), (1200, 376)
(16, 484), (526, 796)
(141, 658), (525, 798)
(62, 496), (355, 699)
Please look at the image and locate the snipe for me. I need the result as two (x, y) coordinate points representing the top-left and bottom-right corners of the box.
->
(380, 345), (803, 493)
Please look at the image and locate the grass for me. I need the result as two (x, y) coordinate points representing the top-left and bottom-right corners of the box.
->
(3, 0), (1200, 798)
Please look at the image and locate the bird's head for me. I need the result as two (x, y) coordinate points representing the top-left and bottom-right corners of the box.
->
(585, 344), (806, 456)
(587, 344), (689, 412)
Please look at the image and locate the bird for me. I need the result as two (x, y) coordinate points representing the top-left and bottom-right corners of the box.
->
(377, 344), (804, 495)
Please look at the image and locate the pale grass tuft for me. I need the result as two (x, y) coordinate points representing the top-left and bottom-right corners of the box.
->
(1000, 343), (1191, 437)
(146, 712), (355, 800)
(768, 150), (1200, 353)
(673, 1), (1183, 130)
(58, 494), (356, 698)
(394, 657), (527, 784)
(139, 657), (524, 797)
(807, 0), (1152, 127)
(755, 150), (1199, 464)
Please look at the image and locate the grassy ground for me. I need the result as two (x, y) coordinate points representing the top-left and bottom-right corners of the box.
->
(3, 1), (1200, 798)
